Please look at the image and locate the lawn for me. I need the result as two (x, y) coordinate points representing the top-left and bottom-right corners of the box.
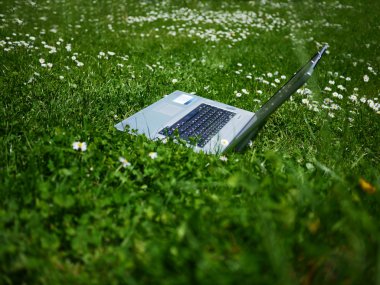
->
(1, 0), (379, 284)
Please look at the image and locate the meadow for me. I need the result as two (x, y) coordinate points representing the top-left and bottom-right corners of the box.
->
(1, 0), (379, 284)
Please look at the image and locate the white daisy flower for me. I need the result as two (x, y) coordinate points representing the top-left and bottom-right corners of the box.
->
(363, 75), (369, 82)
(119, 156), (131, 167)
(72, 141), (87, 151)
(333, 92), (343, 99)
(303, 88), (312, 95)
(148, 152), (158, 159)
(337, 85), (346, 91)
(161, 137), (168, 144)
(331, 103), (340, 110)
(221, 139), (229, 146)
(348, 95), (357, 102)
(219, 155), (228, 162)
(241, 88), (249, 95)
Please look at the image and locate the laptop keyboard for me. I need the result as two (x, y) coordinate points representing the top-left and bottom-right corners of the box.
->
(159, 103), (236, 147)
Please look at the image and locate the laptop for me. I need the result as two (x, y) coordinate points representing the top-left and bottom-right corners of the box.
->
(115, 45), (328, 154)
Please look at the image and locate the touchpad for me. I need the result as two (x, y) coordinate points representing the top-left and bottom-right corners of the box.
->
(153, 104), (182, 117)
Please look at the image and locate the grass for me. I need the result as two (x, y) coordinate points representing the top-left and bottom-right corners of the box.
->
(1, 0), (380, 284)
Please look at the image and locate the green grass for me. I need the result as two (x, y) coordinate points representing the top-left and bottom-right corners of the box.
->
(1, 0), (380, 284)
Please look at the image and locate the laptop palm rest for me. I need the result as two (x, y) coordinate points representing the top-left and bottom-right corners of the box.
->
(115, 102), (183, 138)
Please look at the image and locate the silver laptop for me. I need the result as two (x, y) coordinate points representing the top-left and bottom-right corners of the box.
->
(115, 45), (328, 154)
